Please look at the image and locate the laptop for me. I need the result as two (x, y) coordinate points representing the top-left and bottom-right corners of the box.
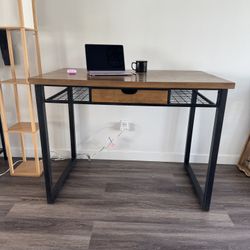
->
(85, 44), (134, 76)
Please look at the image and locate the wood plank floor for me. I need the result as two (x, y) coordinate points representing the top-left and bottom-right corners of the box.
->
(0, 159), (250, 249)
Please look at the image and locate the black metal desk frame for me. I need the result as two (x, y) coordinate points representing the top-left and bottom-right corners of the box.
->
(35, 86), (227, 211)
(0, 118), (7, 160)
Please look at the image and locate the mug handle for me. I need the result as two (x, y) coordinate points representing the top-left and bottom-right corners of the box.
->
(131, 62), (136, 71)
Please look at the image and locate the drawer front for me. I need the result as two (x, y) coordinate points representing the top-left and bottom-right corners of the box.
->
(92, 88), (168, 104)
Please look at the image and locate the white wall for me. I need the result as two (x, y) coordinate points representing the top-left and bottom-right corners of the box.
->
(1, 0), (250, 164)
(0, 0), (34, 29)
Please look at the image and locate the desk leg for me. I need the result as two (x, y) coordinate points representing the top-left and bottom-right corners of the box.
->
(35, 85), (53, 203)
(184, 90), (228, 211)
(184, 91), (197, 164)
(36, 85), (77, 204)
(184, 91), (204, 204)
(68, 87), (76, 160)
(202, 89), (228, 210)
(0, 118), (7, 160)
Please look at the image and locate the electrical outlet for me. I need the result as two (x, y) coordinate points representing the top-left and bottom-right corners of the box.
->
(120, 120), (130, 131)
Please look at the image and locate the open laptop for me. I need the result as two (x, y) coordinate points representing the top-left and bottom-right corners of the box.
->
(85, 44), (134, 76)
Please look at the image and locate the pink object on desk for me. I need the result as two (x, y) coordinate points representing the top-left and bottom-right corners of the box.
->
(67, 69), (77, 75)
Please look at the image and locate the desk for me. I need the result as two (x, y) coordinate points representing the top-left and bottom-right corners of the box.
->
(30, 69), (235, 211)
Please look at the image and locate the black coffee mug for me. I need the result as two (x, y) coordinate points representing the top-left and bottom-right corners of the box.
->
(131, 61), (148, 73)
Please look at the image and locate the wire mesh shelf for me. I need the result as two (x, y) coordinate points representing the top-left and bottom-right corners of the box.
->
(47, 87), (90, 103)
(169, 90), (215, 106)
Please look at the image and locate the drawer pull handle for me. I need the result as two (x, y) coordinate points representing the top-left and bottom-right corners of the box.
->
(121, 88), (138, 95)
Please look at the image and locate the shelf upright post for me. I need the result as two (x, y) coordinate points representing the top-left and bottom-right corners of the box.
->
(18, 0), (41, 174)
(6, 30), (27, 164)
(32, 0), (42, 75)
(0, 85), (14, 174)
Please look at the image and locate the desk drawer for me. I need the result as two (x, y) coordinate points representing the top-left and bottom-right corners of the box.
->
(92, 88), (168, 105)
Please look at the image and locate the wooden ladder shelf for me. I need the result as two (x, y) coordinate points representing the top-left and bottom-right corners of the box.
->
(0, 0), (43, 177)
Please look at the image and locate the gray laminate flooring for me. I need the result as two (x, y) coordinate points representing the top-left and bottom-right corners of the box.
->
(0, 159), (250, 250)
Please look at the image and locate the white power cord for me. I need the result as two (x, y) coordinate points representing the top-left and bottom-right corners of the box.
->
(50, 151), (68, 161)
(50, 129), (127, 162)
(0, 160), (23, 177)
(0, 168), (9, 177)
(78, 130), (125, 161)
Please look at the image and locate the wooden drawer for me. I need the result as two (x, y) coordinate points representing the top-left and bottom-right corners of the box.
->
(91, 88), (168, 105)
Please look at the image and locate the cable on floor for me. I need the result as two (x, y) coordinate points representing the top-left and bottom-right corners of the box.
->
(50, 130), (127, 162)
(0, 160), (23, 177)
(50, 151), (68, 161)
(78, 130), (125, 161)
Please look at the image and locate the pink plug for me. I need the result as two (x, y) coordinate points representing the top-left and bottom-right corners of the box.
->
(67, 69), (77, 75)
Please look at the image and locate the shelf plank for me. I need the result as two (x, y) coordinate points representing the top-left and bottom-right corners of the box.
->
(11, 160), (43, 177)
(1, 79), (29, 85)
(0, 26), (35, 31)
(8, 122), (39, 133)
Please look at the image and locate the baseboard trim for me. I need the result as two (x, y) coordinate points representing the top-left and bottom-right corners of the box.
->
(10, 147), (239, 165)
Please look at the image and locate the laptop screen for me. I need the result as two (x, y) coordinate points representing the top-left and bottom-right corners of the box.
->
(85, 44), (125, 71)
